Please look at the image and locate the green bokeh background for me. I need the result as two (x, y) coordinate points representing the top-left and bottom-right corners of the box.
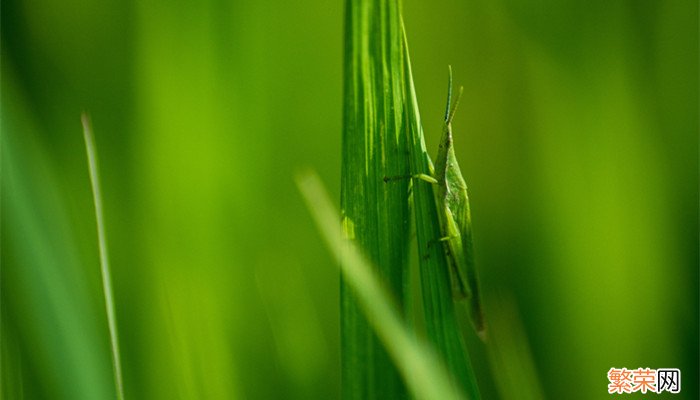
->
(2, 0), (697, 399)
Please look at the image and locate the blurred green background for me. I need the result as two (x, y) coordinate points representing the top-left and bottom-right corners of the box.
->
(2, 0), (697, 399)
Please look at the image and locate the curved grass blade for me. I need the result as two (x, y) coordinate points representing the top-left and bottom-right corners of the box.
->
(81, 113), (125, 400)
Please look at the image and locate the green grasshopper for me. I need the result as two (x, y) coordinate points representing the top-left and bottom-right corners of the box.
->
(433, 69), (485, 339)
(393, 67), (486, 339)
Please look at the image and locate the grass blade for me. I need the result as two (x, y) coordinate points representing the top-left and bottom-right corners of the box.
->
(401, 23), (481, 399)
(341, 0), (411, 397)
(81, 113), (125, 400)
(297, 171), (464, 400)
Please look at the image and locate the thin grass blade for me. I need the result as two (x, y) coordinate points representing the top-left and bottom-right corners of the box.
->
(81, 113), (125, 400)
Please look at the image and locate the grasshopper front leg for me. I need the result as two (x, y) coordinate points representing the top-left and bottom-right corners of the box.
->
(383, 173), (437, 184)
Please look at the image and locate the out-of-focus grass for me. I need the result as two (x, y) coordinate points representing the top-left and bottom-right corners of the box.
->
(486, 292), (544, 400)
(1, 0), (697, 398)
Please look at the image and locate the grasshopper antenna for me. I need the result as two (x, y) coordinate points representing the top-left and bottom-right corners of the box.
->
(444, 66), (464, 125)
(444, 65), (453, 122)
(447, 85), (464, 126)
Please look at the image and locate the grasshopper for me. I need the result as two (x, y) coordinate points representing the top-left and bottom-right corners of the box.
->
(431, 68), (485, 339)
(392, 67), (486, 339)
